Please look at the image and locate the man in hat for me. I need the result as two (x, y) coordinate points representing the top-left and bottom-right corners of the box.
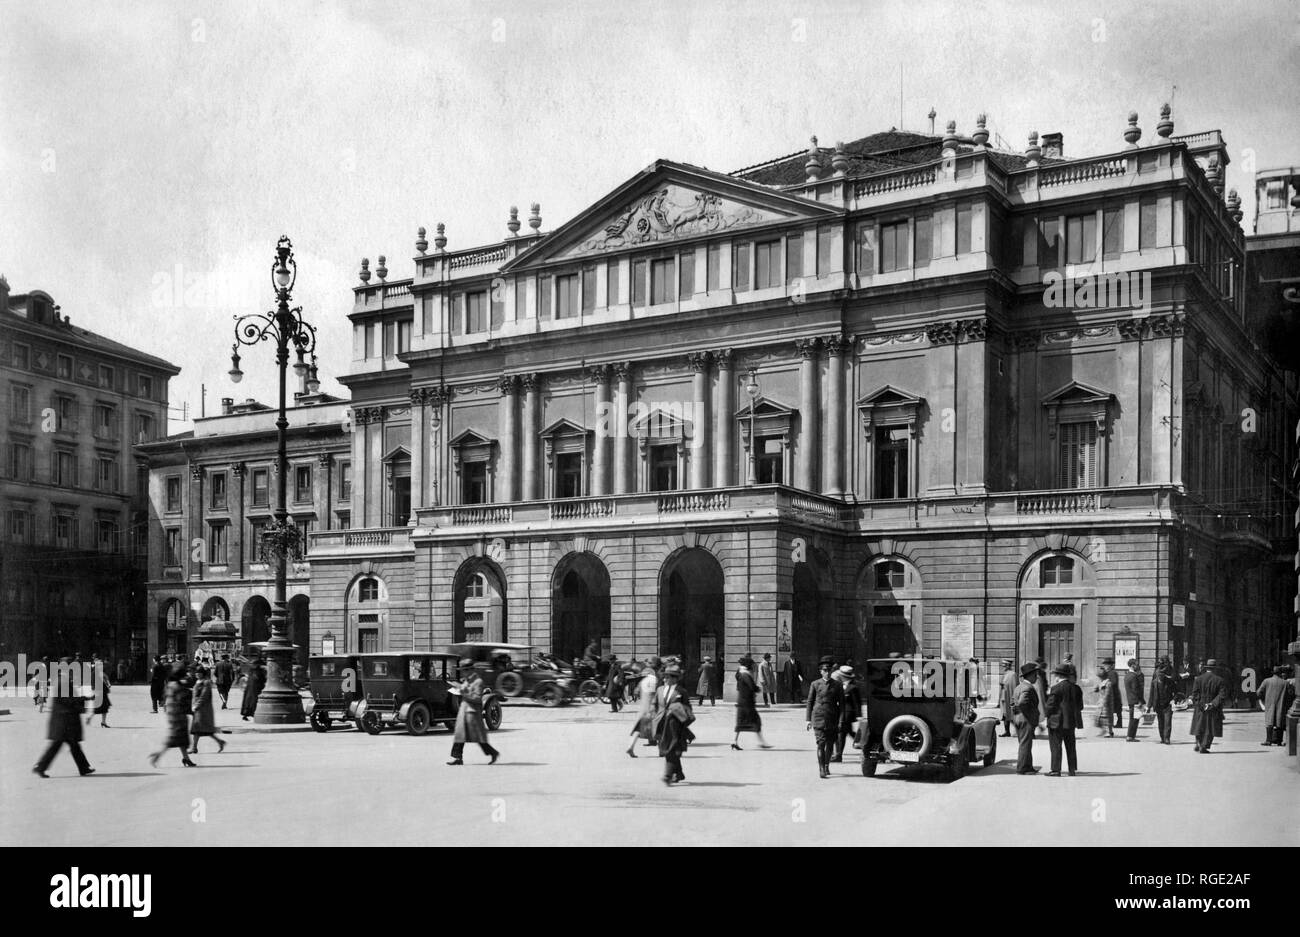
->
(214, 653), (235, 709)
(695, 656), (717, 707)
(653, 662), (694, 785)
(1147, 659), (1176, 744)
(1258, 665), (1296, 746)
(1189, 659), (1227, 753)
(805, 656), (844, 778)
(1101, 657), (1123, 730)
(831, 664), (862, 763)
(1032, 657), (1049, 733)
(782, 651), (804, 705)
(1011, 662), (1042, 774)
(33, 658), (95, 778)
(998, 659), (1016, 737)
(1044, 664), (1083, 776)
(447, 659), (500, 765)
(1123, 658), (1146, 742)
(605, 655), (626, 713)
(758, 653), (777, 707)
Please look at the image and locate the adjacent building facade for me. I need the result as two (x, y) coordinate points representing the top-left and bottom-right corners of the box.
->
(0, 277), (179, 673)
(304, 109), (1296, 698)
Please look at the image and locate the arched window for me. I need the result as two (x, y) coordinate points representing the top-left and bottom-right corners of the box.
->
(1039, 556), (1076, 587)
(466, 573), (486, 599)
(874, 560), (906, 590)
(358, 578), (379, 602)
(166, 601), (182, 629)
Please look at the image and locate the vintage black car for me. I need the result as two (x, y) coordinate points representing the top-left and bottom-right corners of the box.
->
(307, 654), (362, 731)
(349, 652), (503, 735)
(853, 657), (998, 781)
(446, 642), (576, 706)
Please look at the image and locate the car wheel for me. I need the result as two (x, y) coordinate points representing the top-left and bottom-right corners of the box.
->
(536, 685), (562, 708)
(309, 709), (332, 733)
(360, 710), (384, 735)
(580, 679), (601, 704)
(881, 714), (933, 758)
(354, 720), (365, 733)
(406, 702), (431, 736)
(484, 699), (503, 731)
(861, 756), (878, 777)
(495, 672), (524, 698)
(982, 734), (997, 768)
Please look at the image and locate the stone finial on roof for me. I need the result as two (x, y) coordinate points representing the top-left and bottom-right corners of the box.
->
(359, 258), (371, 284)
(1226, 188), (1243, 224)
(832, 141), (849, 177)
(1156, 102), (1174, 139)
(434, 223), (447, 252)
(804, 136), (823, 181)
(941, 120), (959, 155)
(1025, 131), (1041, 167)
(376, 256), (388, 281)
(972, 114), (989, 149)
(416, 227), (428, 255)
(1206, 154), (1224, 196)
(507, 206), (521, 236)
(1123, 112), (1142, 147)
(528, 203), (542, 232)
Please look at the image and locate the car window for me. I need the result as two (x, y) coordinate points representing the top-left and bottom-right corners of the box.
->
(370, 661), (388, 677)
(321, 662), (336, 676)
(409, 659), (423, 680)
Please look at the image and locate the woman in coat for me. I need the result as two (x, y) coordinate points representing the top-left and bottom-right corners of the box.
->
(625, 656), (661, 757)
(189, 666), (226, 753)
(150, 662), (195, 767)
(731, 656), (771, 750)
(605, 655), (626, 713)
(240, 659), (266, 721)
(447, 661), (499, 765)
(92, 661), (111, 728)
(1093, 666), (1115, 737)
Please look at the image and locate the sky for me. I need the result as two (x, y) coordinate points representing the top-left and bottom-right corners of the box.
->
(2, 0), (1298, 432)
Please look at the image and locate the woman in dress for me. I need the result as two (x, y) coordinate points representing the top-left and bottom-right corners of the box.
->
(625, 656), (661, 757)
(189, 666), (226, 753)
(92, 660), (111, 728)
(1093, 666), (1115, 738)
(731, 656), (771, 750)
(150, 662), (196, 767)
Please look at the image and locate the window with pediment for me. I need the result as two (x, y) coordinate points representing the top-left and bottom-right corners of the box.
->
(1043, 381), (1113, 490)
(448, 430), (496, 505)
(858, 385), (925, 500)
(542, 419), (591, 499)
(632, 407), (690, 493)
(736, 397), (795, 487)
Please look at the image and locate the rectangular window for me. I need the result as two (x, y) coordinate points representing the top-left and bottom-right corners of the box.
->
(754, 240), (780, 289)
(649, 444), (678, 492)
(1102, 206), (1124, 259)
(7, 508), (30, 543)
(873, 426), (910, 499)
(98, 365), (114, 388)
(95, 456), (118, 492)
(138, 375), (153, 398)
(678, 251), (695, 299)
(12, 343), (29, 369)
(339, 462), (352, 501)
(1065, 212), (1097, 264)
(249, 519), (268, 562)
(364, 322), (376, 357)
(57, 354), (73, 379)
(732, 243), (751, 291)
(1265, 179), (1288, 209)
(207, 523), (227, 565)
(55, 451), (77, 488)
(94, 404), (116, 438)
(817, 226), (835, 274)
(252, 469), (269, 506)
(165, 528), (181, 566)
(1057, 421), (1098, 489)
(955, 203), (973, 256)
(914, 214), (932, 266)
(294, 465), (312, 502)
(96, 518), (118, 554)
(650, 258), (676, 304)
(358, 628), (380, 654)
(582, 267), (597, 312)
(11, 385), (30, 424)
(786, 233), (804, 284)
(56, 395), (78, 432)
(396, 320), (411, 353)
(880, 220), (909, 273)
(755, 436), (783, 484)
(210, 472), (228, 509)
(9, 442), (32, 481)
(856, 223), (876, 274)
(462, 461), (487, 504)
(556, 452), (583, 498)
(1038, 217), (1061, 269)
(466, 291), (488, 333)
(53, 511), (78, 549)
(538, 275), (553, 319)
(632, 260), (648, 307)
(556, 273), (579, 318)
(135, 413), (154, 442)
(606, 263), (620, 306)
(166, 475), (182, 512)
(1139, 196), (1158, 249)
(513, 278), (527, 321)
(383, 320), (396, 357)
(706, 243), (721, 292)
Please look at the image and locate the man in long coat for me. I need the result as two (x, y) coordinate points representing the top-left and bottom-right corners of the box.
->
(1102, 658), (1124, 730)
(1147, 660), (1176, 744)
(805, 656), (844, 778)
(1045, 664), (1083, 776)
(831, 665), (862, 763)
(447, 660), (500, 765)
(149, 655), (169, 713)
(1258, 666), (1296, 746)
(1123, 659), (1146, 742)
(998, 659), (1016, 737)
(33, 658), (95, 778)
(783, 652), (805, 705)
(695, 657), (716, 706)
(240, 658), (266, 721)
(1190, 659), (1227, 753)
(653, 663), (694, 785)
(1011, 662), (1041, 774)
(758, 653), (777, 707)
(214, 654), (235, 709)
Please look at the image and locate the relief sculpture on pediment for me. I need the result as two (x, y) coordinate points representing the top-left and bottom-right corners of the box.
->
(577, 185), (770, 253)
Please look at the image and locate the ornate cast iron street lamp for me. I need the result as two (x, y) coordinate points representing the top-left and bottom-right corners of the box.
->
(229, 236), (316, 723)
(744, 368), (760, 485)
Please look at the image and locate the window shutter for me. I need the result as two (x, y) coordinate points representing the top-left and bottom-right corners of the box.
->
(491, 290), (505, 328)
(1083, 424), (1096, 487)
(450, 295), (463, 336)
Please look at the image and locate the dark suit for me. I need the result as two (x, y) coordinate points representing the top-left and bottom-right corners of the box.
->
(1189, 669), (1227, 751)
(1123, 669), (1146, 739)
(1147, 671), (1175, 743)
(35, 677), (92, 776)
(1011, 680), (1040, 773)
(1045, 679), (1083, 774)
(805, 676), (844, 774)
(833, 678), (863, 761)
(1105, 667), (1123, 728)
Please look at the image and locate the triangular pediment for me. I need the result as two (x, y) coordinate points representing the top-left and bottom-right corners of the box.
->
(540, 418), (590, 438)
(380, 445), (410, 463)
(733, 396), (795, 419)
(503, 161), (839, 270)
(1042, 380), (1113, 406)
(857, 384), (925, 408)
(629, 406), (693, 436)
(448, 429), (493, 448)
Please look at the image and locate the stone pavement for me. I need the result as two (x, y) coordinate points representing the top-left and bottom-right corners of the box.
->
(1, 686), (1295, 847)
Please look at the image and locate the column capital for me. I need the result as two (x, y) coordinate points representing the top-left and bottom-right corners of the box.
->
(520, 372), (541, 393)
(588, 364), (611, 384)
(688, 351), (712, 372)
(714, 348), (735, 369)
(189, 464), (203, 481)
(498, 374), (521, 396)
(797, 337), (821, 358)
(427, 386), (451, 407)
(823, 334), (853, 355)
(229, 461), (246, 478)
(409, 387), (428, 407)
(612, 361), (633, 382)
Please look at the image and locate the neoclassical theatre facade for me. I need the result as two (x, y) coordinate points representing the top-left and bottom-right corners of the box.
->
(306, 114), (1297, 698)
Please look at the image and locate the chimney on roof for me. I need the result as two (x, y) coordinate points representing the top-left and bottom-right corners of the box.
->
(1041, 132), (1063, 159)
(221, 397), (233, 415)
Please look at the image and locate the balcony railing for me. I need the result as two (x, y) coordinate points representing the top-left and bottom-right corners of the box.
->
(1016, 492), (1099, 514)
(308, 527), (413, 557)
(1039, 157), (1127, 188)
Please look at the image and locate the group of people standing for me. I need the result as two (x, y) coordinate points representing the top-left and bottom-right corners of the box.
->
(149, 660), (228, 767)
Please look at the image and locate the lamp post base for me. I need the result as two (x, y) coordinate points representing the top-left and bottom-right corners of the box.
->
(254, 643), (305, 724)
